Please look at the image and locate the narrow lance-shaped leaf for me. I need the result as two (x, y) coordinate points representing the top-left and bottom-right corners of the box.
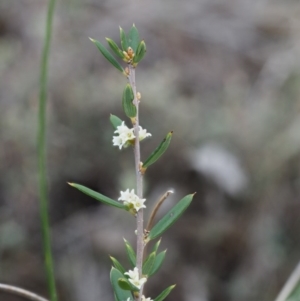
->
(119, 27), (128, 51)
(142, 251), (156, 276)
(110, 114), (123, 130)
(142, 131), (173, 170)
(68, 183), (125, 209)
(152, 238), (161, 254)
(149, 250), (166, 276)
(148, 194), (195, 240)
(128, 24), (140, 52)
(89, 38), (124, 73)
(133, 40), (146, 65)
(106, 38), (125, 59)
(153, 285), (176, 301)
(110, 256), (126, 274)
(110, 268), (133, 301)
(124, 239), (136, 267)
(122, 84), (136, 118)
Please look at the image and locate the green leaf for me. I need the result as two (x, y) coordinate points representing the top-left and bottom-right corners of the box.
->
(118, 278), (131, 291)
(124, 239), (136, 266)
(148, 194), (194, 240)
(128, 24), (140, 52)
(122, 84), (136, 118)
(142, 251), (156, 276)
(110, 256), (126, 274)
(152, 238), (161, 253)
(68, 183), (126, 209)
(118, 278), (140, 292)
(153, 285), (176, 301)
(149, 250), (166, 276)
(110, 268), (133, 301)
(110, 114), (123, 130)
(133, 40), (146, 64)
(119, 27), (128, 51)
(142, 132), (173, 169)
(106, 38), (125, 59)
(90, 38), (124, 73)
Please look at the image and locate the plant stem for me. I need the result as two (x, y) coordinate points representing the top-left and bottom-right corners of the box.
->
(38, 0), (58, 301)
(0, 284), (49, 301)
(128, 65), (144, 301)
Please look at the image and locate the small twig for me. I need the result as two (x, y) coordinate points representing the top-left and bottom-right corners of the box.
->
(0, 283), (49, 301)
(146, 190), (174, 231)
(274, 262), (300, 301)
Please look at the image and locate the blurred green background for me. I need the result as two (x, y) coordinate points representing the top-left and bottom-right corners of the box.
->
(1, 0), (300, 301)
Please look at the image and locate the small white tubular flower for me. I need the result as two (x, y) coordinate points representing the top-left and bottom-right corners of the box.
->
(124, 267), (139, 280)
(129, 276), (147, 289)
(139, 126), (152, 141)
(118, 189), (146, 212)
(141, 296), (153, 301)
(112, 135), (124, 149)
(114, 121), (129, 135)
(112, 122), (135, 149)
(118, 189), (137, 205)
(131, 197), (146, 212)
(125, 267), (147, 290)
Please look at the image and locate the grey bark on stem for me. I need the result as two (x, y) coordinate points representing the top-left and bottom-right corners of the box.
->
(0, 283), (49, 301)
(128, 65), (144, 301)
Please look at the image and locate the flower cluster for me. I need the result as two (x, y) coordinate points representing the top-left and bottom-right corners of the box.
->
(113, 121), (151, 150)
(119, 189), (146, 212)
(124, 267), (147, 289)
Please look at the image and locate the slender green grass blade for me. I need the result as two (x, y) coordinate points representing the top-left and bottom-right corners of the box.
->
(38, 0), (58, 300)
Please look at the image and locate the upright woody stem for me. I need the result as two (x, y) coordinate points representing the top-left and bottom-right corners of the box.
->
(128, 65), (144, 300)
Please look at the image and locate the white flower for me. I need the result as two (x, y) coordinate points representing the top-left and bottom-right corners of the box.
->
(141, 296), (153, 301)
(125, 267), (147, 290)
(128, 276), (147, 289)
(112, 122), (151, 149)
(112, 122), (135, 149)
(139, 126), (151, 141)
(124, 267), (139, 280)
(118, 189), (146, 212)
(118, 189), (137, 205)
(114, 121), (130, 135)
(131, 197), (146, 212)
(112, 135), (125, 150)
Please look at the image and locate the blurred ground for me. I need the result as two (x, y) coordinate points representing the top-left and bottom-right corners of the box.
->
(1, 0), (300, 301)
